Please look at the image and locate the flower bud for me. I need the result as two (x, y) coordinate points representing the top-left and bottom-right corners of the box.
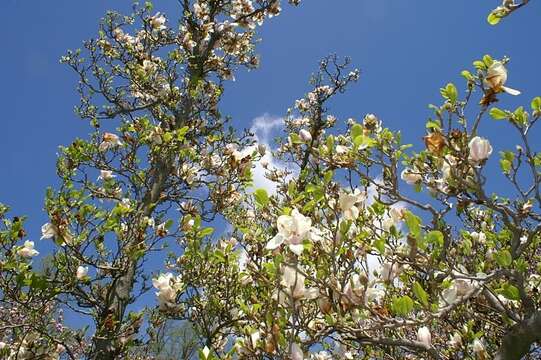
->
(468, 136), (493, 162)
(299, 129), (312, 142)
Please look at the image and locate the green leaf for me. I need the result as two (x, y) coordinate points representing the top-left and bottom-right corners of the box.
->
(199, 227), (214, 237)
(446, 83), (458, 103)
(487, 12), (502, 25)
(513, 106), (528, 125)
(461, 70), (474, 81)
(497, 283), (520, 301)
(351, 123), (363, 139)
(254, 188), (269, 207)
(500, 159), (512, 174)
(353, 135), (375, 149)
(413, 282), (429, 307)
(531, 97), (541, 111)
(373, 238), (385, 254)
(426, 120), (442, 131)
(440, 83), (458, 103)
(473, 60), (487, 71)
(426, 230), (444, 247)
(495, 249), (513, 267)
(404, 211), (422, 239)
(483, 54), (494, 67)
(392, 295), (414, 316)
(489, 107), (508, 120)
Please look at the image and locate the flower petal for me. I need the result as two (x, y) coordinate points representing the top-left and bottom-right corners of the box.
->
(266, 234), (284, 250)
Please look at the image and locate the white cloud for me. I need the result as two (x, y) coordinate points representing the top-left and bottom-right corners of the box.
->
(248, 114), (289, 194)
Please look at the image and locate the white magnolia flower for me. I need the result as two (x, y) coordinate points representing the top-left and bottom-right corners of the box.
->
(470, 231), (487, 244)
(76, 266), (88, 280)
(150, 12), (167, 31)
(365, 286), (385, 304)
(448, 332), (462, 347)
(417, 326), (432, 347)
(18, 240), (39, 258)
(201, 346), (211, 359)
(339, 189), (366, 220)
(40, 222), (58, 240)
(441, 155), (457, 180)
(441, 278), (477, 305)
(152, 273), (177, 308)
(266, 209), (312, 255)
(380, 262), (401, 282)
(299, 129), (312, 142)
(335, 145), (349, 155)
(311, 351), (332, 360)
(468, 136), (493, 162)
(282, 266), (305, 298)
(99, 132), (123, 152)
(98, 170), (115, 181)
(401, 169), (422, 185)
(0, 341), (6, 349)
(343, 274), (364, 306)
(472, 339), (485, 354)
(484, 61), (521, 96)
(291, 343), (304, 360)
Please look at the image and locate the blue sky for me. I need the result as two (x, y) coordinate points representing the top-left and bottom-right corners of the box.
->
(1, 0), (539, 324)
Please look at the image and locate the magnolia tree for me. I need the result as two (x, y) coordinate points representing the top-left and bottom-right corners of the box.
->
(1, 1), (540, 360)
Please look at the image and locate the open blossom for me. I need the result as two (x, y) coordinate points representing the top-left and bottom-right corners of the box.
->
(150, 13), (167, 31)
(266, 209), (312, 255)
(99, 132), (123, 152)
(441, 278), (477, 305)
(468, 136), (493, 162)
(98, 170), (115, 181)
(152, 273), (178, 308)
(365, 286), (385, 304)
(339, 188), (366, 220)
(484, 61), (521, 96)
(41, 222), (58, 240)
(401, 169), (422, 185)
(417, 326), (432, 347)
(76, 266), (88, 280)
(18, 240), (39, 257)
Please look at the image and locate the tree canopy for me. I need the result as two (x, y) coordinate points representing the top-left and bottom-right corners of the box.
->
(0, 1), (540, 359)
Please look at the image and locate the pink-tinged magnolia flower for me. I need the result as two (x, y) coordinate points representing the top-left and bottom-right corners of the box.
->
(18, 240), (39, 257)
(98, 170), (115, 181)
(484, 61), (521, 96)
(401, 169), (422, 185)
(299, 129), (312, 142)
(468, 136), (493, 162)
(266, 209), (312, 255)
(99, 133), (123, 152)
(417, 326), (432, 347)
(339, 188), (366, 220)
(150, 13), (167, 31)
(152, 273), (177, 308)
(290, 343), (303, 360)
(41, 222), (58, 240)
(76, 266), (88, 280)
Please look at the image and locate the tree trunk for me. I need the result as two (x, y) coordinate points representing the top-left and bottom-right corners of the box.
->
(495, 311), (541, 360)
